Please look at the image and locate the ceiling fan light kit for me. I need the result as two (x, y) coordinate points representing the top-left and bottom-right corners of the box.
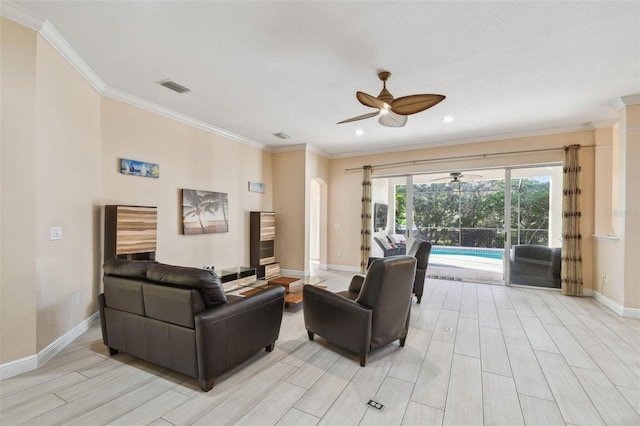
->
(338, 71), (445, 128)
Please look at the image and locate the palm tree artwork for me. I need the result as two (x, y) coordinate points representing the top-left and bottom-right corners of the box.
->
(182, 189), (229, 234)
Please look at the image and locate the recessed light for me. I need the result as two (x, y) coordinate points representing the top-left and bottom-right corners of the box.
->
(355, 129), (364, 136)
(442, 115), (454, 123)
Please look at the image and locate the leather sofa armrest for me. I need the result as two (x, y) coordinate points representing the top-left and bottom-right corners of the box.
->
(194, 286), (285, 382)
(303, 285), (372, 357)
(348, 275), (365, 293)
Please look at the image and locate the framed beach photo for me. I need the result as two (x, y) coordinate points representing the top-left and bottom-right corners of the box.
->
(182, 189), (229, 234)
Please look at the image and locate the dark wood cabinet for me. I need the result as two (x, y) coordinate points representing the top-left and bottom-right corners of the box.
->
(250, 211), (280, 278)
(104, 205), (157, 262)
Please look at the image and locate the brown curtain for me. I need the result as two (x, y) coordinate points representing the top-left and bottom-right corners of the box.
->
(360, 166), (372, 273)
(561, 145), (583, 296)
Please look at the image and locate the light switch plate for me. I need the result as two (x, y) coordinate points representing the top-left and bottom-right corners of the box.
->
(50, 226), (62, 240)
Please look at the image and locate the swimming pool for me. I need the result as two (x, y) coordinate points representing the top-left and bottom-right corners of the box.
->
(431, 246), (504, 260)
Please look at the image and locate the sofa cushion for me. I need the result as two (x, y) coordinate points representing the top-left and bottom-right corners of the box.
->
(104, 276), (146, 316)
(104, 259), (157, 279)
(147, 263), (227, 308)
(142, 283), (205, 328)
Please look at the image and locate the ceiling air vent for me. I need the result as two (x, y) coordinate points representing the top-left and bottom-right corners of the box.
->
(157, 79), (191, 94)
(272, 132), (291, 139)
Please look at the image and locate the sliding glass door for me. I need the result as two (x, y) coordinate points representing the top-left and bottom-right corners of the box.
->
(388, 165), (562, 287)
(507, 166), (562, 288)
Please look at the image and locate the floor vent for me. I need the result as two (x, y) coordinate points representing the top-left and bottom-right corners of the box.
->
(157, 79), (191, 94)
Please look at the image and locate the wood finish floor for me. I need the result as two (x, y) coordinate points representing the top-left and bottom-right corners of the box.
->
(2, 271), (640, 425)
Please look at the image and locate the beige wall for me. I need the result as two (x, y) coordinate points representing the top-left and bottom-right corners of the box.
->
(273, 149), (306, 273)
(34, 33), (103, 351)
(594, 127), (615, 235)
(305, 150), (330, 272)
(328, 131), (597, 291)
(1, 18), (39, 363)
(620, 104), (640, 309)
(101, 97), (273, 270)
(594, 102), (640, 310)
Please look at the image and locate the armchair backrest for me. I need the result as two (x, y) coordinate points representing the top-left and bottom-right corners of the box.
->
(407, 239), (432, 270)
(356, 256), (417, 349)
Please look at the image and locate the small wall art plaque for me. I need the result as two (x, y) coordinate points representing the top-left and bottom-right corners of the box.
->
(120, 158), (159, 178)
(248, 181), (265, 193)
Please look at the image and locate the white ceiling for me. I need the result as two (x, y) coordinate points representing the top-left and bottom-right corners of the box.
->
(6, 1), (640, 157)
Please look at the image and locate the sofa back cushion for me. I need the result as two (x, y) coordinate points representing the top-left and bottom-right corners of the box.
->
(143, 283), (205, 328)
(104, 259), (157, 279)
(104, 276), (146, 316)
(146, 263), (227, 308)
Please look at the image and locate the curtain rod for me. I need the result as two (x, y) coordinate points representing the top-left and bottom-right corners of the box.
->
(344, 144), (599, 172)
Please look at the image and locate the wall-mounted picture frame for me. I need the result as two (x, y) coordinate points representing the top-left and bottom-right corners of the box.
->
(248, 181), (265, 193)
(182, 189), (228, 234)
(120, 158), (159, 178)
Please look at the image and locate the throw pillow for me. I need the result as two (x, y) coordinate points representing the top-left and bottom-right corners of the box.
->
(378, 237), (393, 250)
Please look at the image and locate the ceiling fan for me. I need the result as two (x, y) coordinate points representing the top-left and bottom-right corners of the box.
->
(431, 172), (483, 183)
(337, 71), (445, 128)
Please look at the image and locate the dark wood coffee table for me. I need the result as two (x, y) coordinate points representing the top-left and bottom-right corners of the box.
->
(268, 277), (303, 306)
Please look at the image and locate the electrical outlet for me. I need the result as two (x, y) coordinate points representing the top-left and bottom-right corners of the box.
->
(50, 226), (62, 240)
(76, 292), (83, 305)
(337, 251), (342, 257)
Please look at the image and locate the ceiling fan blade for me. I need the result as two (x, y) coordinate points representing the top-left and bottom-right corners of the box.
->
(390, 94), (446, 115)
(337, 111), (379, 124)
(430, 176), (453, 182)
(356, 91), (390, 110)
(378, 111), (408, 127)
(460, 174), (483, 181)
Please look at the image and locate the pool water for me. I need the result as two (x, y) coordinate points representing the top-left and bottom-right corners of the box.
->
(431, 246), (504, 260)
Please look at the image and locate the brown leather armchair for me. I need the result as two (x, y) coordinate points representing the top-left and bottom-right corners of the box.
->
(303, 256), (417, 366)
(407, 239), (432, 303)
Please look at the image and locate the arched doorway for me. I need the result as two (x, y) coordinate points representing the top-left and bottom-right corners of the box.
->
(309, 178), (327, 275)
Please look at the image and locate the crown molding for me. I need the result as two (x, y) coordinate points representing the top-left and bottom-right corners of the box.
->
(331, 123), (595, 159)
(38, 21), (106, 93)
(102, 87), (265, 150)
(305, 144), (331, 158)
(2, 3), (265, 151)
(0, 1), (44, 31)
(269, 143), (308, 154)
(612, 94), (640, 110)
(591, 119), (618, 129)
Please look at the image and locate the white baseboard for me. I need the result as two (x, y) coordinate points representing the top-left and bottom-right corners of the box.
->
(0, 354), (38, 380)
(583, 288), (594, 296)
(280, 269), (304, 277)
(0, 312), (100, 380)
(326, 264), (360, 273)
(593, 291), (640, 318)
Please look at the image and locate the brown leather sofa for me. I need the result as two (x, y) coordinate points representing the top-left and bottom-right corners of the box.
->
(303, 256), (417, 366)
(98, 259), (285, 391)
